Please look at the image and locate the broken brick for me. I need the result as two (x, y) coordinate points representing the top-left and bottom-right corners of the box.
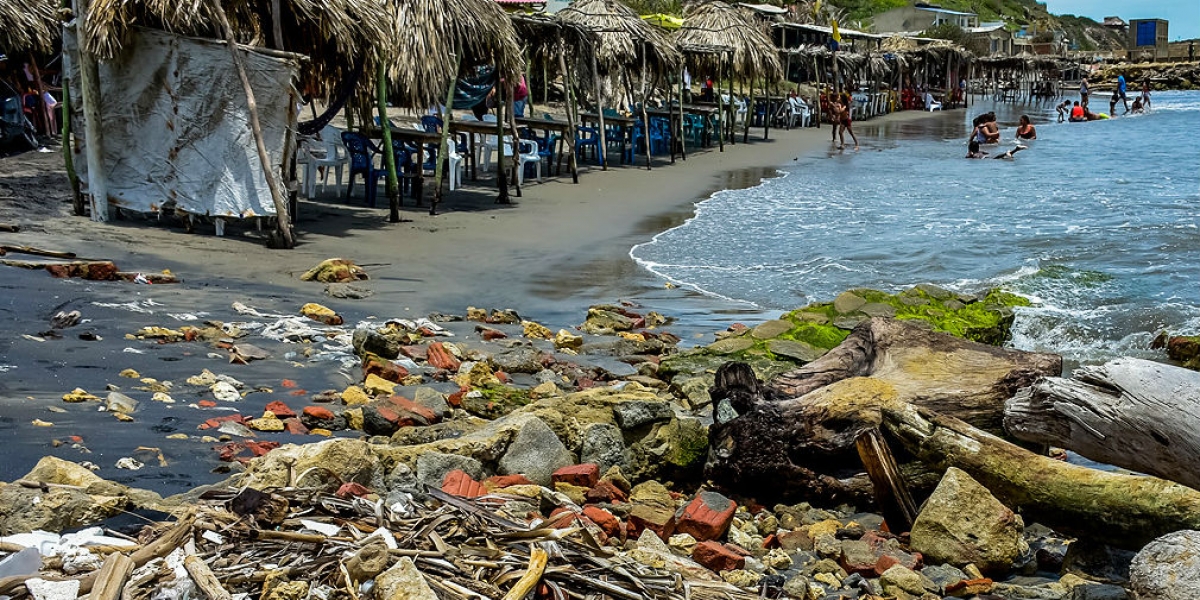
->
(264, 401), (296, 419)
(442, 469), (485, 499)
(426, 342), (461, 370)
(552, 463), (600, 488)
(692, 541), (745, 573)
(674, 491), (737, 542)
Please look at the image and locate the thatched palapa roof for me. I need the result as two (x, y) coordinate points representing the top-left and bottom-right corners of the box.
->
(1, 0), (59, 54)
(558, 0), (680, 75)
(82, 0), (390, 98)
(675, 2), (781, 81)
(381, 0), (523, 108)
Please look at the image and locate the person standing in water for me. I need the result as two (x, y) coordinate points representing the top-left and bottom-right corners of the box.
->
(1117, 74), (1130, 114)
(1141, 81), (1152, 111)
(1080, 77), (1089, 108)
(1016, 115), (1036, 140)
(837, 93), (859, 150)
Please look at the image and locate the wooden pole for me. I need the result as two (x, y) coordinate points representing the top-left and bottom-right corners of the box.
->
(727, 54), (734, 145)
(506, 84), (520, 196)
(211, 0), (294, 247)
(269, 0), (283, 50)
(814, 56), (822, 128)
(558, 51), (579, 184)
(60, 49), (83, 215)
(76, 0), (110, 222)
(375, 62), (400, 220)
(715, 58), (725, 152)
(677, 68), (686, 160)
(763, 72), (771, 141)
(592, 53), (608, 170)
(495, 82), (509, 203)
(432, 51), (462, 215)
(639, 44), (651, 170)
(87, 551), (135, 600)
(856, 428), (918, 534)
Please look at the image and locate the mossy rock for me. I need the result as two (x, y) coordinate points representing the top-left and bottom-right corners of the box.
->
(461, 386), (532, 419)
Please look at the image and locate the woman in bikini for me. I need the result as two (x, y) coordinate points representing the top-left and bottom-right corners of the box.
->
(837, 93), (859, 150)
(1015, 115), (1036, 140)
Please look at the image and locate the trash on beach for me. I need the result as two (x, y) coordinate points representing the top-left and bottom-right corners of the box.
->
(49, 311), (81, 329)
(62, 389), (99, 403)
(229, 343), (270, 364)
(211, 382), (241, 402)
(114, 457), (144, 470)
(299, 258), (369, 283)
(0, 247), (181, 283)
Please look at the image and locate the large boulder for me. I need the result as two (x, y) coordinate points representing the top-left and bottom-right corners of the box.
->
(910, 467), (1028, 575)
(497, 417), (575, 486)
(579, 423), (630, 473)
(238, 438), (385, 490)
(0, 457), (164, 534)
(1130, 530), (1200, 600)
(415, 452), (484, 488)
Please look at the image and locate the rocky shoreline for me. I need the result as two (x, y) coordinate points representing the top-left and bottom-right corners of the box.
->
(1093, 61), (1200, 90)
(3, 258), (1200, 599)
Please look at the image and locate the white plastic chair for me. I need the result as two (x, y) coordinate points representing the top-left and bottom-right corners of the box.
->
(448, 149), (463, 191)
(299, 125), (349, 198)
(516, 140), (541, 185)
(787, 97), (811, 128)
(924, 92), (942, 111)
(476, 114), (516, 172)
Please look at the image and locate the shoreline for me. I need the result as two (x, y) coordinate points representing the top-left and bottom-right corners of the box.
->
(0, 108), (957, 491)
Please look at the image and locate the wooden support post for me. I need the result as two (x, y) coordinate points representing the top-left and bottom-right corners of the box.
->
(677, 68), (687, 160)
(763, 74), (771, 141)
(856, 428), (918, 534)
(212, 0), (294, 248)
(558, 51), (579, 183)
(495, 83), (509, 203)
(592, 53), (608, 170)
(727, 54), (735, 145)
(813, 56), (822, 128)
(86, 551), (134, 600)
(60, 61), (83, 215)
(432, 51), (462, 215)
(715, 64), (725, 152)
(184, 555), (232, 600)
(375, 63), (400, 219)
(506, 86), (520, 196)
(639, 44), (651, 170)
(76, 0), (110, 222)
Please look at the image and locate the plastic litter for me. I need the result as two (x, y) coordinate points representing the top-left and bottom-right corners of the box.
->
(24, 578), (80, 600)
(0, 547), (41, 578)
(115, 457), (144, 470)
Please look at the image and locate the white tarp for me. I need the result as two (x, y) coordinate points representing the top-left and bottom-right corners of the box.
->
(64, 27), (301, 217)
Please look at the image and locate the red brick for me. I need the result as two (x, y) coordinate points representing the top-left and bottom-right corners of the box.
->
(336, 482), (372, 498)
(692, 541), (745, 573)
(627, 505), (675, 541)
(674, 491), (737, 541)
(283, 418), (309, 435)
(442, 469), (486, 499)
(486, 474), (535, 488)
(945, 578), (994, 596)
(447, 389), (465, 407)
(582, 506), (621, 539)
(874, 550), (922, 577)
(388, 396), (439, 424)
(245, 440), (280, 457)
(426, 342), (461, 370)
(585, 480), (628, 504)
(199, 414), (247, 430)
(478, 327), (508, 341)
(547, 508), (579, 529)
(198, 400), (217, 408)
(400, 345), (427, 361)
(363, 355), (409, 383)
(763, 533), (779, 549)
(552, 463), (600, 488)
(495, 371), (511, 384)
(303, 406), (335, 420)
(264, 401), (296, 419)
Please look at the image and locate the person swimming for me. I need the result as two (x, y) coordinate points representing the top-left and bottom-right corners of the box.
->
(966, 140), (1026, 159)
(1131, 96), (1145, 114)
(1016, 115), (1036, 140)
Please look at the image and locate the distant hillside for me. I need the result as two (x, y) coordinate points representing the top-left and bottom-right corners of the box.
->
(1055, 14), (1127, 52)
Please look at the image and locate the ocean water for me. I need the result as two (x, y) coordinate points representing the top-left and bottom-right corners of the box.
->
(631, 91), (1200, 365)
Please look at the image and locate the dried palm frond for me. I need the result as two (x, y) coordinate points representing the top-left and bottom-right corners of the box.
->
(0, 0), (59, 54)
(558, 0), (681, 76)
(674, 1), (781, 81)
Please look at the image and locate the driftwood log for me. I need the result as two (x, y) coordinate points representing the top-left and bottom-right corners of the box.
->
(1005, 357), (1200, 491)
(706, 318), (1060, 503)
(885, 402), (1200, 548)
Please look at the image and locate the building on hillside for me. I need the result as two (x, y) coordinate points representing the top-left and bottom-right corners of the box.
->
(968, 22), (1014, 55)
(872, 4), (978, 34)
(1102, 16), (1127, 32)
(1129, 19), (1169, 60)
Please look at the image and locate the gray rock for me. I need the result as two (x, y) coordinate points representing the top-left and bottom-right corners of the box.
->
(833, 316), (868, 330)
(412, 387), (450, 420)
(497, 417), (574, 486)
(706, 337), (755, 355)
(783, 575), (810, 599)
(1130, 530), (1200, 600)
(415, 452), (484, 488)
(859, 302), (897, 318)
(912, 283), (954, 299)
(751, 320), (794, 340)
(1071, 584), (1128, 600)
(675, 375), (714, 408)
(105, 392), (138, 414)
(910, 467), (1028, 575)
(533, 369), (562, 384)
(767, 339), (826, 363)
(325, 283), (373, 299)
(580, 423), (629, 473)
(920, 563), (968, 594)
(492, 346), (545, 374)
(715, 399), (738, 424)
(613, 401), (673, 430)
(990, 582), (1067, 600)
(833, 292), (867, 314)
(352, 327), (400, 359)
(879, 565), (937, 597)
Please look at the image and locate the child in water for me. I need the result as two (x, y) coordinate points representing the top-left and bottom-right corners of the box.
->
(966, 140), (1026, 159)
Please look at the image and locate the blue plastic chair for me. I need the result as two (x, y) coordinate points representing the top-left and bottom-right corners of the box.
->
(365, 140), (415, 207)
(419, 116), (442, 133)
(341, 131), (380, 201)
(537, 133), (559, 176)
(576, 126), (603, 165)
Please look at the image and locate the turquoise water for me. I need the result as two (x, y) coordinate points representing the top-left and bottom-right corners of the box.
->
(631, 91), (1200, 364)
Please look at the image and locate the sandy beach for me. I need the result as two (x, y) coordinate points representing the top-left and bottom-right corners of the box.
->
(0, 109), (948, 489)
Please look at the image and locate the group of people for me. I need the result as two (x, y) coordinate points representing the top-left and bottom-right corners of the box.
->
(1059, 74), (1150, 122)
(825, 92), (859, 150)
(965, 111), (1034, 159)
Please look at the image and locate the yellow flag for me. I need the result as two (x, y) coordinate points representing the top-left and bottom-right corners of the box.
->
(832, 18), (842, 43)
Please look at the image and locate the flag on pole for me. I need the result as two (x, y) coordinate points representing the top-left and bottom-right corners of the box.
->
(831, 19), (842, 43)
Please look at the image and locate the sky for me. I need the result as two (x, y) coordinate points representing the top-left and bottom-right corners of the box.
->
(1041, 0), (1200, 41)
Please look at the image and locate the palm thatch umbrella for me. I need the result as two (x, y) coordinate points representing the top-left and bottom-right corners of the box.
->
(675, 1), (780, 82)
(558, 0), (681, 170)
(0, 0), (58, 54)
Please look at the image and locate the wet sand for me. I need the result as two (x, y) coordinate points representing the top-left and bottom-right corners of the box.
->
(0, 109), (950, 492)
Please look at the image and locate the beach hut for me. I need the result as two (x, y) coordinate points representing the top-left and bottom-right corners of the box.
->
(371, 0), (523, 215)
(1, 0), (60, 151)
(675, 1), (782, 144)
(68, 0), (394, 247)
(558, 0), (680, 170)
